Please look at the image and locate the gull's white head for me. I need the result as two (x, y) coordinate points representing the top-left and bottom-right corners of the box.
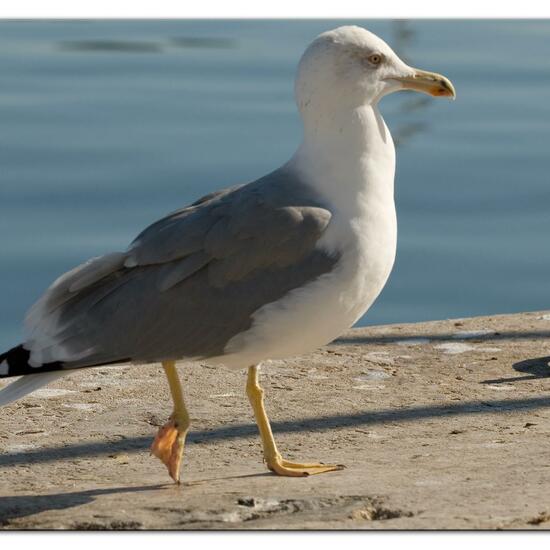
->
(295, 26), (455, 115)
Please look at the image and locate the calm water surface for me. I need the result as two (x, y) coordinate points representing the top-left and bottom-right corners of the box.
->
(1, 20), (549, 349)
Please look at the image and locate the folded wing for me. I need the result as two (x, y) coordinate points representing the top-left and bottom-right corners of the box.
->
(24, 168), (337, 369)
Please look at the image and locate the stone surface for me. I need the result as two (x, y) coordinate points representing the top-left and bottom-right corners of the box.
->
(1, 310), (550, 530)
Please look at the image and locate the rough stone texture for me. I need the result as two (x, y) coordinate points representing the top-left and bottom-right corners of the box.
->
(1, 310), (550, 530)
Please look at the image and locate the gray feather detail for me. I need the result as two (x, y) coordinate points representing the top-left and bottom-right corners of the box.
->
(157, 251), (210, 292)
(127, 185), (242, 266)
(68, 253), (127, 292)
(203, 218), (239, 259)
(27, 253), (128, 323)
(25, 167), (337, 368)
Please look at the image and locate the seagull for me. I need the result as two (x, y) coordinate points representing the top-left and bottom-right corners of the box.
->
(0, 26), (455, 483)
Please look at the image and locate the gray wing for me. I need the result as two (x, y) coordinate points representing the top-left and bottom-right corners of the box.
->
(24, 167), (338, 368)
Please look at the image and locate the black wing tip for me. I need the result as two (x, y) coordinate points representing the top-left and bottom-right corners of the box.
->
(0, 345), (64, 378)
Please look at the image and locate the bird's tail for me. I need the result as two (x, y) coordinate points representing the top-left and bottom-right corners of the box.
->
(0, 344), (64, 378)
(0, 370), (69, 407)
(0, 344), (69, 407)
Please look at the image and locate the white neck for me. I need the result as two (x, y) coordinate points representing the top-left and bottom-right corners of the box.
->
(288, 104), (396, 215)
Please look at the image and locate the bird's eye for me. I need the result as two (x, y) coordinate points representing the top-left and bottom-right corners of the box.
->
(368, 53), (383, 65)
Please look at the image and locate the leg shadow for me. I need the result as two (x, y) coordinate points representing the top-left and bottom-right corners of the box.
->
(4, 394), (550, 470)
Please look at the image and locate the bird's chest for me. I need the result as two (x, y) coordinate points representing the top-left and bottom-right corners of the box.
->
(319, 200), (397, 326)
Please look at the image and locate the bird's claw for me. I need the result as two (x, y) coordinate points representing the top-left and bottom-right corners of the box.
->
(151, 417), (185, 483)
(266, 455), (345, 477)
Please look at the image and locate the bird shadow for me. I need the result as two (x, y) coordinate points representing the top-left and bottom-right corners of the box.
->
(0, 483), (166, 524)
(4, 393), (550, 469)
(482, 356), (550, 385)
(3, 371), (550, 523)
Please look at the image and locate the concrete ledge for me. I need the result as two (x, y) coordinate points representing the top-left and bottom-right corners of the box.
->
(1, 310), (550, 529)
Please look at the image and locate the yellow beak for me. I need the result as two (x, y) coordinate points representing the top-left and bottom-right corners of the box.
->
(392, 69), (456, 99)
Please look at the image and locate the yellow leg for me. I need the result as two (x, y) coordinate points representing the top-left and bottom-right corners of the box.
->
(151, 361), (190, 483)
(246, 365), (344, 476)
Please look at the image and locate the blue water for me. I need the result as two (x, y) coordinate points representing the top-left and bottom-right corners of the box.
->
(1, 20), (549, 350)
